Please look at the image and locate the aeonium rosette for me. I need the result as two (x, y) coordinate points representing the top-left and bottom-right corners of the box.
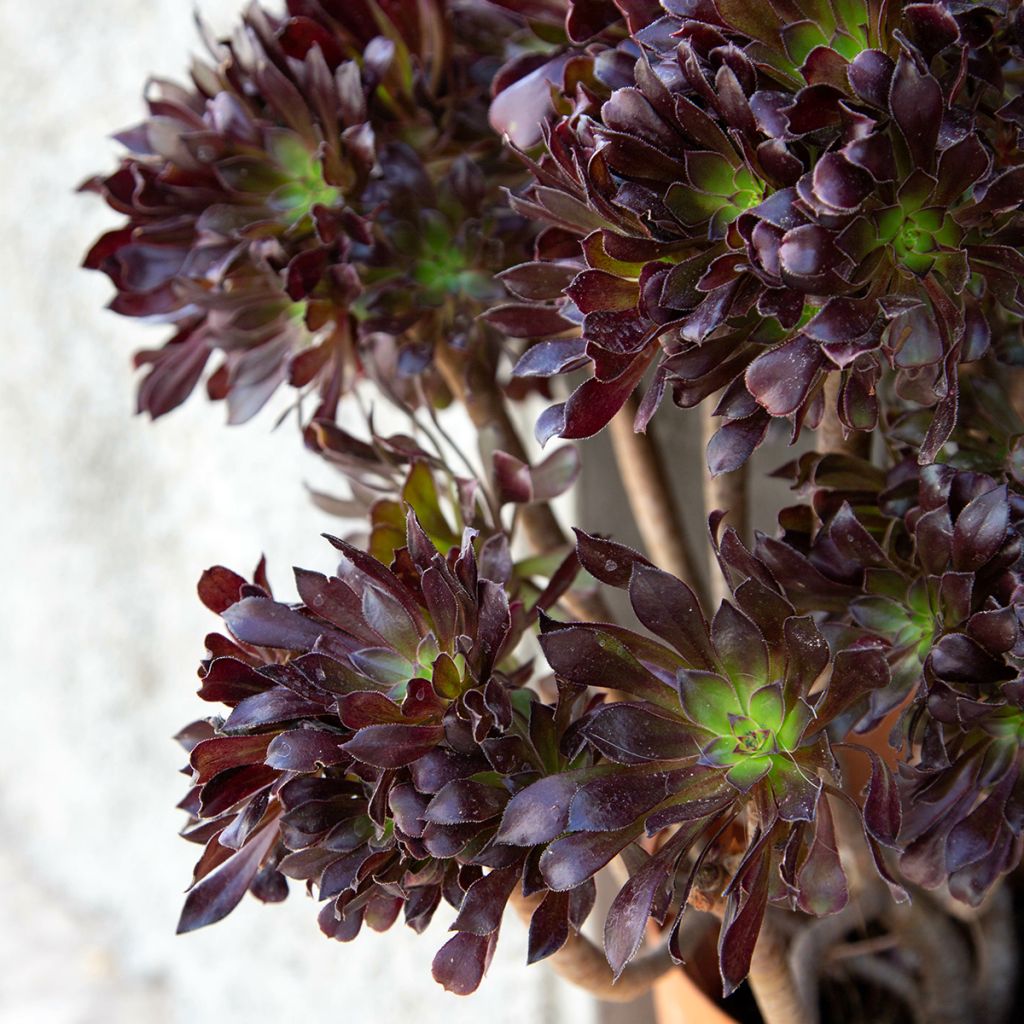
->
(175, 509), (605, 994)
(494, 524), (903, 994)
(497, 0), (1024, 470)
(758, 458), (1024, 904)
(82, 0), (533, 427)
(758, 460), (1024, 725)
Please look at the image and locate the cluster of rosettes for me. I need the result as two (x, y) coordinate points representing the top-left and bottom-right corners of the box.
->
(757, 452), (1024, 905)
(178, 503), (907, 995)
(177, 512), (599, 994)
(495, 0), (1024, 469)
(82, 0), (537, 426)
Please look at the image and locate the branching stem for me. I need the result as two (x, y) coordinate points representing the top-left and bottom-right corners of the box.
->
(433, 343), (610, 622)
(609, 395), (708, 605)
(819, 375), (871, 459)
(699, 403), (748, 605)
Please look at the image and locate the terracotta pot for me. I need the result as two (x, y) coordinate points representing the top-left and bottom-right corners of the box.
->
(652, 967), (738, 1024)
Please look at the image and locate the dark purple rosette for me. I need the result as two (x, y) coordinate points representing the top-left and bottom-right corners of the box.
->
(512, 524), (901, 994)
(82, 1), (534, 428)
(496, 1), (1024, 470)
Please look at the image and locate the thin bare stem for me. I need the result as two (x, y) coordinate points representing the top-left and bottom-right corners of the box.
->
(699, 402), (748, 606)
(608, 394), (707, 605)
(508, 890), (673, 1001)
(819, 375), (871, 459)
(433, 343), (610, 622)
(745, 911), (814, 1024)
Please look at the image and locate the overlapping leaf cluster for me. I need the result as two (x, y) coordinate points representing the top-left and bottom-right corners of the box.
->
(497, 0), (1024, 470)
(82, 0), (539, 425)
(178, 505), (603, 994)
(83, 0), (1024, 1012)
(758, 452), (1024, 905)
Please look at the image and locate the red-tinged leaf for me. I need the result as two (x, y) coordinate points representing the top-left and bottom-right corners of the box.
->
(222, 597), (324, 651)
(707, 412), (769, 476)
(628, 564), (717, 670)
(318, 899), (364, 942)
(745, 335), (823, 417)
(341, 724), (444, 768)
(718, 845), (770, 996)
(975, 166), (1024, 215)
(528, 890), (571, 964)
(569, 766), (686, 832)
(451, 867), (521, 936)
(904, 2), (960, 61)
(811, 152), (872, 212)
(425, 780), (507, 825)
(432, 932), (495, 995)
(293, 571), (373, 646)
(918, 384), (958, 465)
(539, 822), (642, 891)
(566, 269), (639, 314)
(198, 566), (248, 614)
(498, 261), (577, 301)
(864, 830), (910, 904)
(604, 824), (702, 979)
(810, 647), (889, 727)
(493, 451), (532, 505)
(535, 348), (656, 445)
(797, 797), (848, 916)
(197, 657), (269, 704)
(539, 622), (681, 711)
(338, 691), (407, 729)
(483, 303), (575, 339)
(862, 749), (902, 847)
(929, 632), (1014, 685)
(198, 765), (277, 818)
(574, 529), (652, 588)
(580, 703), (695, 764)
(177, 822), (278, 933)
(265, 728), (347, 771)
(513, 338), (588, 379)
(889, 52), (942, 171)
(847, 49), (894, 108)
(932, 133), (989, 207)
(190, 734), (273, 784)
(782, 617), (830, 702)
(952, 485), (1008, 572)
(827, 503), (888, 567)
(530, 446), (582, 502)
(222, 688), (327, 733)
(496, 773), (583, 846)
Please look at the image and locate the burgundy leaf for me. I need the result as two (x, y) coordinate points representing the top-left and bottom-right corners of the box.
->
(341, 724), (444, 768)
(177, 822), (278, 933)
(889, 52), (942, 170)
(539, 823), (642, 891)
(432, 931), (495, 995)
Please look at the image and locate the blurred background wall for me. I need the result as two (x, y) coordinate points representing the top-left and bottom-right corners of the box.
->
(0, 3), (597, 1021)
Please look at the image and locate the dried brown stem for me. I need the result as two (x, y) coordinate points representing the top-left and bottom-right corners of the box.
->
(747, 911), (814, 1024)
(884, 892), (976, 1024)
(608, 395), (707, 604)
(819, 376), (871, 459)
(508, 890), (674, 1002)
(699, 402), (747, 605)
(434, 344), (609, 622)
(691, 888), (812, 1024)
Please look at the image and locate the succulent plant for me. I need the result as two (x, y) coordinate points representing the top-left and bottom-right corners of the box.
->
(177, 511), (604, 993)
(497, 0), (1024, 471)
(522, 526), (900, 993)
(82, 0), (533, 426)
(81, 0), (1024, 1018)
